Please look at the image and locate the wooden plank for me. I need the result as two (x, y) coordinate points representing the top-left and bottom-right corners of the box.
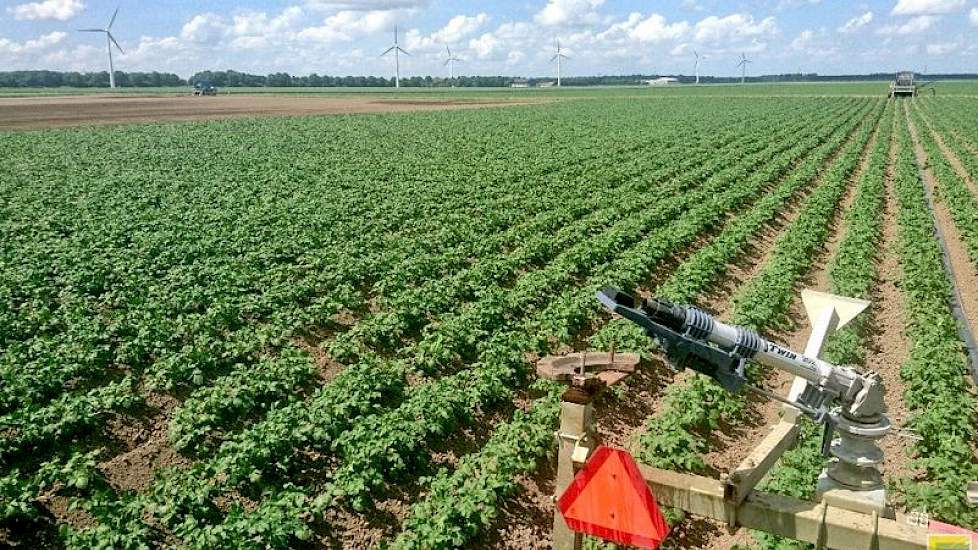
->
(637, 465), (930, 550)
(725, 420), (800, 505)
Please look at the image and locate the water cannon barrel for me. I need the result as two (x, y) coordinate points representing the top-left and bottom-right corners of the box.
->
(598, 288), (845, 389)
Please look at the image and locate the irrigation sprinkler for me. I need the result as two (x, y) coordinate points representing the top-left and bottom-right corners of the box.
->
(544, 288), (967, 549)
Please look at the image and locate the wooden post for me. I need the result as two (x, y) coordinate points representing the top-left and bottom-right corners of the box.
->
(552, 388), (595, 550)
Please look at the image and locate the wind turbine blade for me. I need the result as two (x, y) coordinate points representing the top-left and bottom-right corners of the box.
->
(108, 6), (119, 29)
(381, 46), (395, 56)
(107, 32), (124, 54)
(444, 59), (450, 66)
(397, 46), (410, 56)
(550, 54), (558, 62)
(78, 28), (104, 32)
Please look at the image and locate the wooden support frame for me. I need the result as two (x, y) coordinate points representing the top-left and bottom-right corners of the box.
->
(725, 420), (800, 505)
(640, 465), (930, 549)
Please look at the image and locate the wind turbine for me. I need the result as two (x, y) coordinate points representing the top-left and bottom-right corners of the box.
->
(444, 45), (462, 82)
(737, 52), (752, 84)
(78, 7), (124, 89)
(694, 50), (707, 85)
(381, 26), (410, 88)
(551, 38), (569, 87)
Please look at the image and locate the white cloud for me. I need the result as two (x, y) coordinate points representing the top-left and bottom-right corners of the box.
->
(680, 0), (704, 12)
(669, 43), (690, 56)
(405, 13), (489, 50)
(0, 31), (68, 53)
(971, 7), (978, 25)
(791, 29), (814, 49)
(180, 8), (303, 46)
(693, 14), (777, 44)
(535, 0), (605, 27)
(631, 14), (690, 43)
(926, 42), (957, 55)
(7, 0), (84, 21)
(434, 13), (489, 44)
(468, 31), (501, 59)
(181, 14), (227, 44)
(298, 9), (398, 43)
(778, 0), (822, 9)
(892, 0), (965, 15)
(838, 12), (873, 33)
(464, 21), (541, 61)
(231, 7), (303, 37)
(506, 50), (525, 65)
(598, 12), (689, 43)
(303, 0), (427, 11)
(876, 15), (938, 34)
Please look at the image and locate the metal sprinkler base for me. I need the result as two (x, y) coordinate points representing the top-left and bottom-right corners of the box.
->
(816, 472), (891, 518)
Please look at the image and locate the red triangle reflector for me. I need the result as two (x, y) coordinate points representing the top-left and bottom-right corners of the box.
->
(557, 446), (669, 549)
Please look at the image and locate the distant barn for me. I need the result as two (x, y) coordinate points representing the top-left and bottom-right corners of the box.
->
(643, 77), (679, 86)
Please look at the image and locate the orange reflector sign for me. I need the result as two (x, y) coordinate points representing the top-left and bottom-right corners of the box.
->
(557, 446), (669, 549)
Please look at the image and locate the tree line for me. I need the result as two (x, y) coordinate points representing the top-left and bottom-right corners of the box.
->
(0, 70), (184, 88)
(1, 69), (975, 89)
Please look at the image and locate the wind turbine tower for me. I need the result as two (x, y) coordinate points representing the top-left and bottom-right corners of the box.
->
(381, 26), (410, 88)
(78, 7), (124, 89)
(737, 52), (752, 85)
(444, 46), (462, 82)
(551, 39), (569, 87)
(694, 50), (707, 85)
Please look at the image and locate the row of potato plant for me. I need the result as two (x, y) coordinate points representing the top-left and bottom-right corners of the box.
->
(750, 101), (895, 550)
(171, 101), (873, 548)
(635, 100), (884, 474)
(376, 100), (878, 548)
(890, 104), (978, 528)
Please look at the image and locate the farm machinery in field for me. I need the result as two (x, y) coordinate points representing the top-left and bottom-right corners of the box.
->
(888, 71), (937, 98)
(541, 288), (977, 549)
(193, 81), (219, 96)
(890, 72), (918, 98)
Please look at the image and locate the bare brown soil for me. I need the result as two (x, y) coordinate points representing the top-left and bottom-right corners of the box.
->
(99, 391), (191, 493)
(0, 95), (528, 130)
(905, 105), (978, 355)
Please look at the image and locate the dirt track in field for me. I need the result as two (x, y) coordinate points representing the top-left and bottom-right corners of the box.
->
(0, 95), (528, 130)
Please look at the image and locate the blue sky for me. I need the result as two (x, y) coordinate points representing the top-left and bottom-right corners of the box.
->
(1, 0), (976, 78)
